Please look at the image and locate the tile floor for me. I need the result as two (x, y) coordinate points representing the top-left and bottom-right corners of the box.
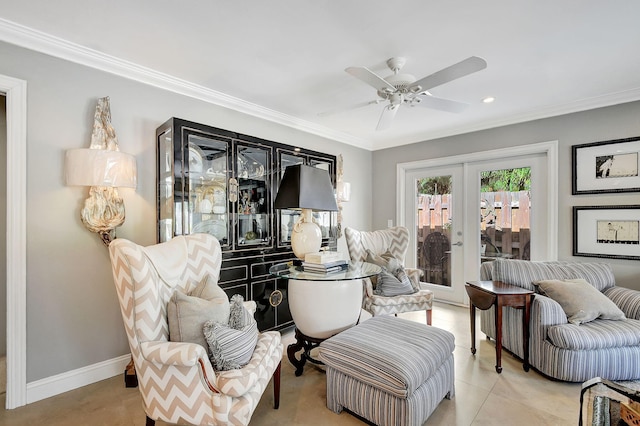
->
(0, 302), (583, 425)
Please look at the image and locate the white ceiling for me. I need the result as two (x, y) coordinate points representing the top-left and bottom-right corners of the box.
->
(1, 1), (640, 151)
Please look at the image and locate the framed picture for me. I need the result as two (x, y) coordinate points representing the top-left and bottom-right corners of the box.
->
(573, 205), (640, 260)
(572, 136), (640, 194)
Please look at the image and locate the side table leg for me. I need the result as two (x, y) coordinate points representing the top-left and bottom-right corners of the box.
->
(470, 303), (477, 355)
(523, 294), (532, 372)
(286, 329), (307, 377)
(495, 300), (503, 374)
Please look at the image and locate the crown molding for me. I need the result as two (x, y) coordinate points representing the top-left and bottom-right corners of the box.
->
(372, 87), (640, 150)
(0, 18), (371, 150)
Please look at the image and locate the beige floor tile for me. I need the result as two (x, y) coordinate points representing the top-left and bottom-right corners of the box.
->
(425, 379), (491, 426)
(472, 392), (573, 426)
(491, 368), (581, 423)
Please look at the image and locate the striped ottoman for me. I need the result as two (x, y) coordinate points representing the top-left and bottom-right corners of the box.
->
(318, 316), (455, 426)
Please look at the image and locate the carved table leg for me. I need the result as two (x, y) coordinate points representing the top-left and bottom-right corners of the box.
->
(287, 329), (308, 376)
(287, 328), (326, 376)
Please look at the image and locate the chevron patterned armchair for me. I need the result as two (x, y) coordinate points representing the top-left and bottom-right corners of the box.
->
(345, 226), (434, 325)
(109, 233), (283, 426)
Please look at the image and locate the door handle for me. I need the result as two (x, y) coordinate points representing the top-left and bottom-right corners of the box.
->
(452, 241), (463, 247)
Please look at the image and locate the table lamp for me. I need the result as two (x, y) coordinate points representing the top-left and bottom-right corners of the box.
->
(274, 164), (338, 259)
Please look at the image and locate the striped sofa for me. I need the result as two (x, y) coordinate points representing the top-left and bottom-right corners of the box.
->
(480, 259), (640, 382)
(318, 316), (455, 426)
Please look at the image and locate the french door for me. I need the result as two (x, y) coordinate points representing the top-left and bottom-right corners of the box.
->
(399, 143), (557, 305)
(405, 165), (465, 302)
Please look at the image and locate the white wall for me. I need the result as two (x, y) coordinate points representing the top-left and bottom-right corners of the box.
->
(0, 40), (371, 383)
(372, 101), (640, 289)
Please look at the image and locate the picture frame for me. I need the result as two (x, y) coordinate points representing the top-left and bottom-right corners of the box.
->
(573, 205), (640, 260)
(572, 136), (640, 194)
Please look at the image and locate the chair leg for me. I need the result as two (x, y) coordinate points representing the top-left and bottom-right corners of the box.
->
(273, 361), (281, 409)
(146, 416), (155, 426)
(426, 309), (432, 326)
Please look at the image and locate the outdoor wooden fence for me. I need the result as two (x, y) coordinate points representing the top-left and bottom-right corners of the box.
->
(416, 191), (531, 285)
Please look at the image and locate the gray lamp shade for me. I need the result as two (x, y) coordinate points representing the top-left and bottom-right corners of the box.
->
(274, 164), (338, 211)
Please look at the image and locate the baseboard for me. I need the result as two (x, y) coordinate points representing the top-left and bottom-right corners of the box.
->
(25, 354), (131, 404)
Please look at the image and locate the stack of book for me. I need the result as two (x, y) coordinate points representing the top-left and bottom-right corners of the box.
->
(302, 251), (349, 274)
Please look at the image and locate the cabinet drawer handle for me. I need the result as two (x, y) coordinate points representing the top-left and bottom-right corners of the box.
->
(269, 290), (283, 307)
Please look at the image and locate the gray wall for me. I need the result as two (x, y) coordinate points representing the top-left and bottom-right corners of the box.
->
(372, 101), (640, 289)
(0, 41), (371, 382)
(0, 94), (6, 356)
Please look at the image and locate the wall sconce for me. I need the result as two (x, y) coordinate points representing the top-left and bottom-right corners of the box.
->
(336, 181), (351, 202)
(335, 154), (350, 238)
(274, 164), (338, 259)
(65, 97), (137, 246)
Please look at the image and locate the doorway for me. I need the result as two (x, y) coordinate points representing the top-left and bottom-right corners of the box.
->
(398, 142), (558, 305)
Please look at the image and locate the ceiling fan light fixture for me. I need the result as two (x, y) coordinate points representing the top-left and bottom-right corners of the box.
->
(341, 55), (487, 131)
(389, 92), (403, 106)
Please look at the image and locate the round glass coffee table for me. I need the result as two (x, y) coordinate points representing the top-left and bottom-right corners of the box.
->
(270, 261), (381, 376)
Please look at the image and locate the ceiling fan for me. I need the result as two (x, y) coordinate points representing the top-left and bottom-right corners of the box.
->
(320, 56), (487, 130)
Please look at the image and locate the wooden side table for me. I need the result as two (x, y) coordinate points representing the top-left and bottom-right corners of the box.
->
(465, 280), (534, 373)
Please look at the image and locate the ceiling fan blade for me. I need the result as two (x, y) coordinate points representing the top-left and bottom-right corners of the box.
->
(345, 66), (396, 92)
(317, 100), (380, 117)
(409, 56), (487, 93)
(376, 104), (399, 131)
(413, 95), (469, 113)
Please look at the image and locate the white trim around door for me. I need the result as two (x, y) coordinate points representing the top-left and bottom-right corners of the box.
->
(1, 74), (27, 409)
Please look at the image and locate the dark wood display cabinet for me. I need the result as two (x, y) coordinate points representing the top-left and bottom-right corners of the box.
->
(156, 118), (337, 332)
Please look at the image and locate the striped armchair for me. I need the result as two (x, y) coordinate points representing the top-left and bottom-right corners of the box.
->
(109, 234), (283, 425)
(345, 226), (433, 324)
(480, 259), (640, 382)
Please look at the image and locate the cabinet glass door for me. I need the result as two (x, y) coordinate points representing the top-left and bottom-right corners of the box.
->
(184, 132), (231, 249)
(236, 142), (272, 249)
(158, 127), (174, 242)
(277, 151), (304, 248)
(309, 157), (336, 242)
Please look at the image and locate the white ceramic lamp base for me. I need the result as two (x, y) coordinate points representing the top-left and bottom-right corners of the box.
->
(291, 208), (322, 260)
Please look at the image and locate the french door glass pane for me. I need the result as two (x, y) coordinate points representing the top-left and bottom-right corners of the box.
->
(480, 167), (531, 262)
(416, 175), (452, 287)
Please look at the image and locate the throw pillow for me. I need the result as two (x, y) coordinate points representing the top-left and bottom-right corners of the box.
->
(535, 278), (626, 325)
(203, 294), (258, 371)
(366, 249), (401, 271)
(367, 249), (398, 286)
(374, 268), (416, 296)
(228, 294), (254, 330)
(167, 275), (230, 350)
(203, 320), (258, 371)
(366, 249), (420, 292)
